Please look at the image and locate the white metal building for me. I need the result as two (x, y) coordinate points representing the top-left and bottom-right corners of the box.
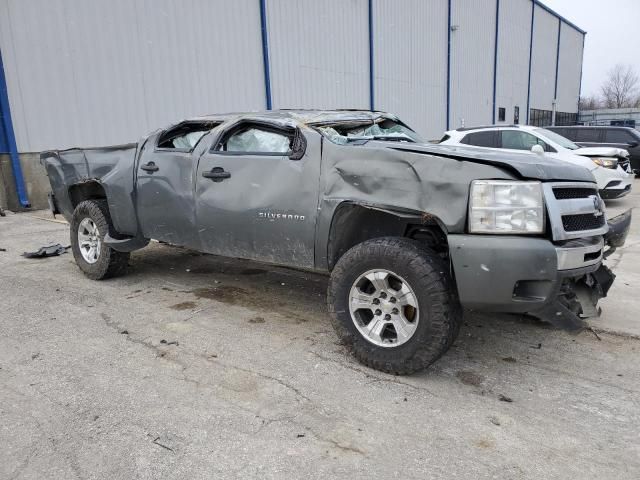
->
(0, 0), (585, 209)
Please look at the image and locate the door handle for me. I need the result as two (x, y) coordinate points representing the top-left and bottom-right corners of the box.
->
(202, 167), (231, 182)
(140, 162), (159, 172)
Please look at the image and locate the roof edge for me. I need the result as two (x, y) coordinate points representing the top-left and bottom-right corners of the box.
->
(534, 0), (586, 35)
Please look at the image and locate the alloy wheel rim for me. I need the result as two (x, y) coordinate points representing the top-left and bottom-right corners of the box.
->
(78, 217), (101, 264)
(348, 269), (419, 347)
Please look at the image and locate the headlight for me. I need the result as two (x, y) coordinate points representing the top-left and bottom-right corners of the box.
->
(591, 157), (618, 169)
(469, 180), (544, 234)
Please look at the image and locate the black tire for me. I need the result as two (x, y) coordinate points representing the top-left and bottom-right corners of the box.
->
(70, 199), (130, 280)
(328, 237), (462, 375)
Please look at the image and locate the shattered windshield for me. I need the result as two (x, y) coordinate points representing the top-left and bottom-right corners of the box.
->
(316, 118), (422, 145)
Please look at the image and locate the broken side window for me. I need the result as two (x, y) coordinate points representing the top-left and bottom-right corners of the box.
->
(219, 127), (292, 154)
(157, 121), (220, 150)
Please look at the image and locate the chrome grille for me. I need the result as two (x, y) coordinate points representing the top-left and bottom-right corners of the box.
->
(543, 182), (609, 241)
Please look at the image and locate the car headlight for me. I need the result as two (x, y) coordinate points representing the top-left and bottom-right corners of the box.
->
(591, 157), (618, 169)
(469, 180), (544, 234)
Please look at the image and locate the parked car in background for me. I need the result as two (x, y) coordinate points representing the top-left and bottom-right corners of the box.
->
(439, 125), (633, 199)
(547, 126), (640, 176)
(41, 110), (629, 374)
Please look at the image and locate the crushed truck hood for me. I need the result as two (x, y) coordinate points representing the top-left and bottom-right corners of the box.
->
(382, 143), (596, 183)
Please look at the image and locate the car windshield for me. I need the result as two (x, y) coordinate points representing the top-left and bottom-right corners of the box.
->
(534, 128), (580, 150)
(316, 118), (422, 145)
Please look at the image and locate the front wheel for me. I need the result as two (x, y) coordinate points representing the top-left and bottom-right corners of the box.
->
(328, 237), (461, 375)
(70, 200), (130, 280)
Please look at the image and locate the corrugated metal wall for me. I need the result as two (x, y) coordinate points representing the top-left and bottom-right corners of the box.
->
(449, 0), (497, 129)
(373, 0), (448, 138)
(556, 24), (583, 113)
(0, 0), (266, 152)
(529, 5), (559, 111)
(494, 0), (532, 125)
(0, 0), (585, 152)
(266, 0), (369, 110)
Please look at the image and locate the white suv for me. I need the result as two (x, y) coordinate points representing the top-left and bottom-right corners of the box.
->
(439, 125), (632, 199)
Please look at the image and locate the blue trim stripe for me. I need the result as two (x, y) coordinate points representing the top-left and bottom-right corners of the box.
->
(0, 106), (8, 153)
(553, 18), (561, 100)
(259, 0), (272, 110)
(368, 0), (374, 111)
(526, 1), (535, 125)
(446, 0), (452, 130)
(0, 50), (29, 207)
(578, 34), (585, 111)
(492, 0), (500, 124)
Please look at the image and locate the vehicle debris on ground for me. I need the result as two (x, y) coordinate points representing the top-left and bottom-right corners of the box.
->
(22, 243), (70, 259)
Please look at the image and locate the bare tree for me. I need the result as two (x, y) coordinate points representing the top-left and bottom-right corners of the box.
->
(601, 64), (639, 108)
(578, 94), (600, 111)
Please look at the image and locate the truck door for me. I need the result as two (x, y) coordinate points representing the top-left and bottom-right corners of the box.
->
(194, 121), (320, 268)
(136, 122), (217, 247)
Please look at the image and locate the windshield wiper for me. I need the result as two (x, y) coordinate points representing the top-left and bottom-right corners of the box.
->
(370, 135), (415, 142)
(345, 135), (415, 143)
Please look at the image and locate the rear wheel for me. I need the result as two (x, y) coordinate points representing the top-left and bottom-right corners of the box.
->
(70, 200), (129, 280)
(328, 237), (461, 375)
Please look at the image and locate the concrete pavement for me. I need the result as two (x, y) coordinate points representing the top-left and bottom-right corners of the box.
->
(595, 182), (640, 337)
(0, 185), (639, 479)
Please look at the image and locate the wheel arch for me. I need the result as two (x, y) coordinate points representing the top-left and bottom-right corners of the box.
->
(324, 201), (449, 271)
(67, 180), (136, 238)
(68, 180), (107, 209)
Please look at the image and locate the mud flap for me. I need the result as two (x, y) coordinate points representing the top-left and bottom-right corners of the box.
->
(47, 192), (60, 216)
(104, 233), (149, 252)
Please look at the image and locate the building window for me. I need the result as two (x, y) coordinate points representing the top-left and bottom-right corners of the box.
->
(498, 108), (506, 122)
(610, 119), (636, 128)
(555, 112), (578, 126)
(530, 109), (553, 127)
(514, 106), (520, 124)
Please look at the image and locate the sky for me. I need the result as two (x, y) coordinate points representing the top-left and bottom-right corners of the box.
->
(541, 0), (640, 97)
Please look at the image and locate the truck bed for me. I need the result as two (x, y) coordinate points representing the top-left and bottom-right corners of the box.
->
(41, 143), (140, 236)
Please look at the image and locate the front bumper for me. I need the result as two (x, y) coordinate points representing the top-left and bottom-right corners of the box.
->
(600, 183), (632, 199)
(449, 211), (631, 330)
(598, 167), (633, 199)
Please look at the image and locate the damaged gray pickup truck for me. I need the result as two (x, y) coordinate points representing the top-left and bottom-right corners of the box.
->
(42, 110), (631, 374)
